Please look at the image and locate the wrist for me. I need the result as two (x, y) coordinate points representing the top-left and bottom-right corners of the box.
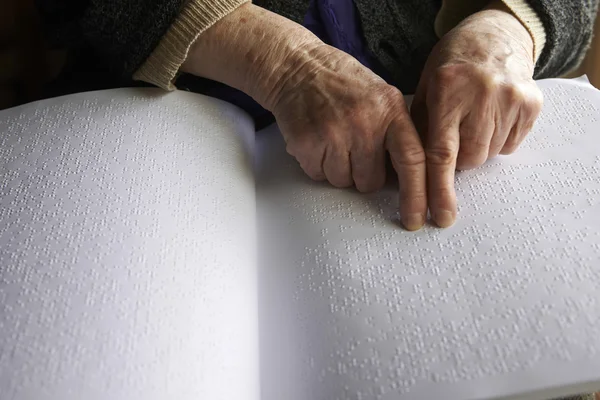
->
(455, 5), (535, 72)
(181, 3), (322, 110)
(481, 1), (535, 61)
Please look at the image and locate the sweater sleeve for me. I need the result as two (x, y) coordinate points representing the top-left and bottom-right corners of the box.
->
(133, 0), (249, 90)
(505, 0), (599, 78)
(35, 0), (248, 88)
(434, 0), (599, 78)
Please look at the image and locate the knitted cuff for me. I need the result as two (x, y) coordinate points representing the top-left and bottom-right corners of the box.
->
(133, 0), (250, 90)
(500, 0), (546, 62)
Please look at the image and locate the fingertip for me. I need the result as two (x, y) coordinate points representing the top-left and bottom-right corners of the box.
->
(433, 209), (456, 228)
(329, 179), (355, 189)
(401, 213), (425, 231)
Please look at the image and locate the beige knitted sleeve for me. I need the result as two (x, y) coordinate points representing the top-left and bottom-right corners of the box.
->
(434, 0), (546, 62)
(133, 0), (250, 90)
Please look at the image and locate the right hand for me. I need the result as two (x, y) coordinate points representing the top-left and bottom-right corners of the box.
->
(182, 3), (427, 230)
(270, 44), (428, 229)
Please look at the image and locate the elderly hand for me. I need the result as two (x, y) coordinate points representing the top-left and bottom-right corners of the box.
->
(271, 43), (427, 228)
(411, 0), (543, 228)
(184, 3), (428, 230)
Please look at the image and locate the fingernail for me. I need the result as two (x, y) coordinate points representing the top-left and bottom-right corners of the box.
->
(434, 210), (455, 228)
(402, 213), (424, 231)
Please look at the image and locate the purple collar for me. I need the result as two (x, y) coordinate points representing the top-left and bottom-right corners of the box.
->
(303, 0), (393, 83)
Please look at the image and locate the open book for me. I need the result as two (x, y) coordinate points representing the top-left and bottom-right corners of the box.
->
(0, 77), (599, 400)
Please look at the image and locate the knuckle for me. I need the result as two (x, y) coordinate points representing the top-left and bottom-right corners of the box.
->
(504, 84), (525, 104)
(377, 86), (408, 115)
(460, 137), (489, 159)
(480, 73), (499, 93)
(525, 83), (544, 103)
(378, 84), (405, 103)
(360, 81), (404, 110)
(393, 144), (426, 167)
(426, 145), (456, 166)
(461, 131), (490, 150)
(433, 65), (460, 85)
(430, 66), (460, 101)
(525, 92), (544, 116)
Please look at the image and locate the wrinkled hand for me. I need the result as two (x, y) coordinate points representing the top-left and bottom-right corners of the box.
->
(411, 1), (543, 228)
(271, 44), (427, 229)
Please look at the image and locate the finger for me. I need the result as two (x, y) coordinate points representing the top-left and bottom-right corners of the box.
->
(351, 141), (386, 193)
(426, 99), (461, 228)
(500, 116), (523, 155)
(385, 113), (427, 231)
(488, 118), (511, 159)
(297, 153), (327, 181)
(500, 107), (530, 155)
(488, 106), (518, 159)
(284, 135), (327, 181)
(501, 94), (543, 154)
(455, 107), (495, 170)
(489, 85), (526, 157)
(322, 143), (353, 188)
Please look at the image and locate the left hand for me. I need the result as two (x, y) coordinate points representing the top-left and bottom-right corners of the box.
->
(411, 1), (543, 228)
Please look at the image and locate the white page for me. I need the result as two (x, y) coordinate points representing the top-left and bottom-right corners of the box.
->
(256, 78), (600, 400)
(0, 89), (258, 400)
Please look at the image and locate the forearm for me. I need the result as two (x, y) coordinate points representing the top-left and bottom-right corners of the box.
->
(180, 3), (321, 110)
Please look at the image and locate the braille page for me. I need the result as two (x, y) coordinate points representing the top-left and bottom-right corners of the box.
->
(256, 78), (600, 400)
(0, 89), (258, 400)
